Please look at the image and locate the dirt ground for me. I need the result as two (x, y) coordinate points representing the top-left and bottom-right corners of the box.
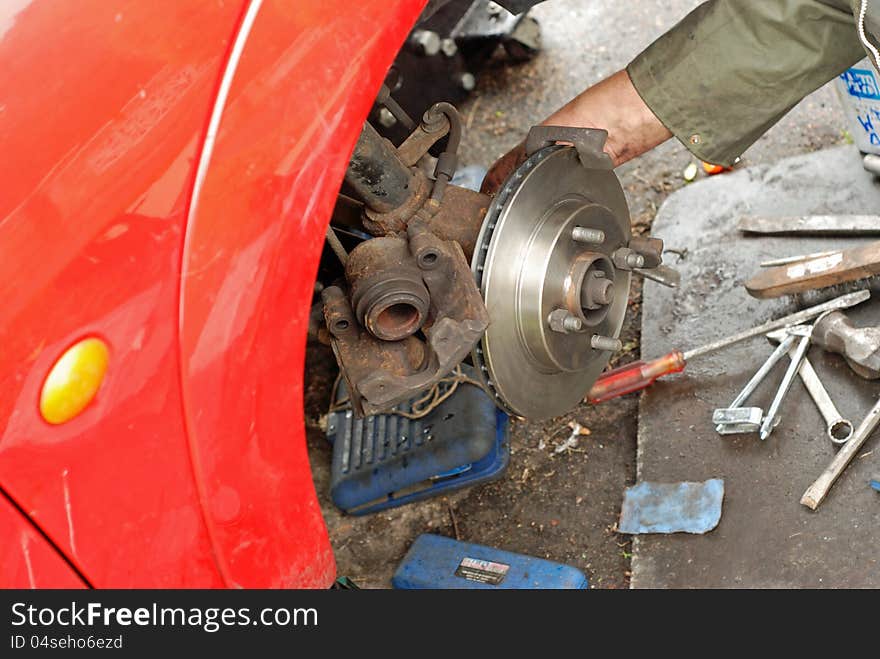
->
(305, 0), (852, 588)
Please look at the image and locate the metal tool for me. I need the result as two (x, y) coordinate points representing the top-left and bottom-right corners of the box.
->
(587, 290), (871, 403)
(766, 327), (855, 444)
(713, 407), (765, 435)
(759, 326), (813, 441)
(797, 356), (854, 445)
(713, 334), (798, 435)
(801, 393), (880, 510)
(760, 250), (839, 268)
(635, 264), (680, 288)
(738, 214), (880, 236)
(812, 311), (880, 379)
(790, 354), (854, 446)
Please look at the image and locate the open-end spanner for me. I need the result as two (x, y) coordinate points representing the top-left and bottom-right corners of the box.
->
(759, 325), (812, 440)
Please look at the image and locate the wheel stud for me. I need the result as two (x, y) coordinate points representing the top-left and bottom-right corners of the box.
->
(548, 309), (584, 333)
(572, 226), (605, 244)
(591, 335), (622, 351)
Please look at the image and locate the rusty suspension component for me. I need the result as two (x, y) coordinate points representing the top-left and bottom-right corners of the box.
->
(323, 221), (489, 416)
(344, 121), (417, 214)
(324, 99), (493, 415)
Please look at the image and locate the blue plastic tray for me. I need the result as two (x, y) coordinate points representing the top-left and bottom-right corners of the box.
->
(392, 534), (589, 589)
(327, 368), (509, 515)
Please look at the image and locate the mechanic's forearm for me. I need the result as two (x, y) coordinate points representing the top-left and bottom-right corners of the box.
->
(479, 70), (671, 193)
(542, 69), (671, 167)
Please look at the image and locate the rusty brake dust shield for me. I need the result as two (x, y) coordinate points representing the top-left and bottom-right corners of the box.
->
(471, 127), (637, 419)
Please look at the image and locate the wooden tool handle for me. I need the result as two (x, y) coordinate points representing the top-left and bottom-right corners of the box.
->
(745, 240), (880, 299)
(801, 394), (880, 510)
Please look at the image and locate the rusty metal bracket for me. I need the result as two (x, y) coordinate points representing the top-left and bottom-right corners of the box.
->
(524, 125), (613, 170)
(361, 169), (431, 236)
(627, 236), (664, 269)
(397, 115), (450, 167)
(323, 224), (489, 416)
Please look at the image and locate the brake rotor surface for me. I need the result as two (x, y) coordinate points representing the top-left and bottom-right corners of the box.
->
(471, 145), (631, 419)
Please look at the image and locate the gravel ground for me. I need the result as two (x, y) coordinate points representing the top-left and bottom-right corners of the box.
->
(306, 0), (851, 589)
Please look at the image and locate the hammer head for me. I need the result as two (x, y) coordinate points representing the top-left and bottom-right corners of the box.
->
(813, 311), (880, 379)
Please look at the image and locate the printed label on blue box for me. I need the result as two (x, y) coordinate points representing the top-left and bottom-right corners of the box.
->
(841, 68), (880, 100)
(455, 557), (509, 585)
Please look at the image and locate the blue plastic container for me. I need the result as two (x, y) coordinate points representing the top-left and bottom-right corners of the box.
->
(392, 534), (589, 590)
(836, 59), (880, 155)
(327, 367), (509, 515)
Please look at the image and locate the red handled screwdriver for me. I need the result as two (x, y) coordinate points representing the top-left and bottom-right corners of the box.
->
(586, 290), (870, 404)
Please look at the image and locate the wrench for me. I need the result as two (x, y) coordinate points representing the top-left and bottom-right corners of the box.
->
(787, 350), (854, 445)
(713, 334), (798, 435)
(759, 326), (812, 440)
(768, 327), (856, 445)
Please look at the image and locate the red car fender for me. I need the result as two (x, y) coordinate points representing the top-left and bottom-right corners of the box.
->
(0, 0), (425, 587)
(178, 0), (427, 587)
(0, 494), (86, 589)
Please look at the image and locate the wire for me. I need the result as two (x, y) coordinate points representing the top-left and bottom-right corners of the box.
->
(423, 102), (463, 204)
(329, 365), (489, 420)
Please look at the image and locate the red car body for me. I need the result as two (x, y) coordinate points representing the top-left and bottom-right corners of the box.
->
(0, 0), (425, 588)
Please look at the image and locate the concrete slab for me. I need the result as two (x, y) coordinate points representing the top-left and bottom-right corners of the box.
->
(633, 146), (880, 588)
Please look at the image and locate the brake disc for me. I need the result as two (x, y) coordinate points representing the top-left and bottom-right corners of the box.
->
(471, 133), (632, 419)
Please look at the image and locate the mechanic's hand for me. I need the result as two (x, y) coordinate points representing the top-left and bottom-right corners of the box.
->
(480, 71), (674, 195)
(480, 140), (527, 195)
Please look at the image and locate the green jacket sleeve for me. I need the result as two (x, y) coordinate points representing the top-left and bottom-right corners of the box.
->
(627, 0), (866, 165)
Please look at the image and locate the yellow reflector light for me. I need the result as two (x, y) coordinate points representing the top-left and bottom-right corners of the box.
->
(40, 338), (110, 425)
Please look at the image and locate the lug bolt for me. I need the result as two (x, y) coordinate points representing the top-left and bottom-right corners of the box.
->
(572, 226), (605, 244)
(377, 107), (397, 128)
(440, 38), (458, 57)
(612, 247), (646, 271)
(457, 72), (476, 91)
(410, 30), (441, 57)
(548, 309), (583, 334)
(627, 253), (645, 268)
(591, 335), (622, 352)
